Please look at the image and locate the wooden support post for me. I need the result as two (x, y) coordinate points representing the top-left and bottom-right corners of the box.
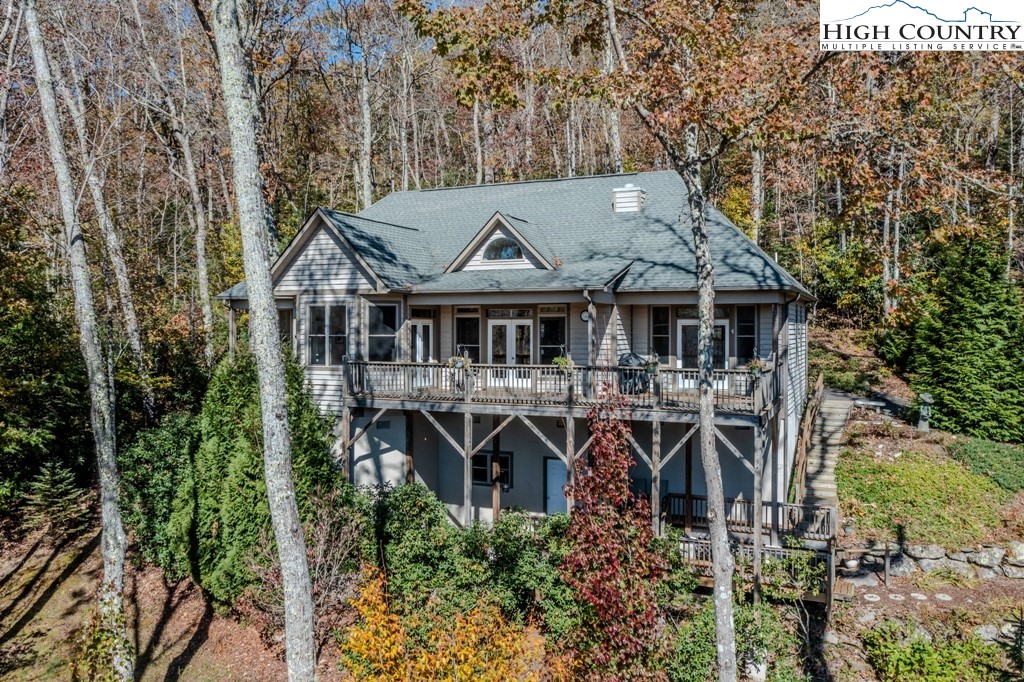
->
(565, 415), (575, 513)
(651, 420), (662, 534)
(228, 306), (237, 357)
(340, 406), (352, 482)
(685, 437), (694, 535)
(770, 414), (780, 546)
(464, 412), (474, 526)
(753, 423), (765, 605)
(405, 410), (415, 485)
(491, 415), (501, 523)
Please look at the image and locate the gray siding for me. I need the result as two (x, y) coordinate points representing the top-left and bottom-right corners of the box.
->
(569, 303), (588, 365)
(615, 305), (632, 356)
(275, 224), (376, 292)
(439, 306), (454, 359)
(631, 305), (650, 357)
(784, 302), (808, 461)
(758, 304), (773, 359)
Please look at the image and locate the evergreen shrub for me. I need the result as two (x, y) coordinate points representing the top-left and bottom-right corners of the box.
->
(120, 350), (338, 604)
(909, 236), (1024, 443)
(23, 461), (90, 538)
(119, 413), (200, 577)
(947, 437), (1024, 493)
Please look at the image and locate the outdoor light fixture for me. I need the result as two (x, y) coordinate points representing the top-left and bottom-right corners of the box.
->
(918, 393), (934, 433)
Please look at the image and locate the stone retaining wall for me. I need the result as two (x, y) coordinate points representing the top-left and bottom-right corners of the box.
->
(846, 540), (1024, 580)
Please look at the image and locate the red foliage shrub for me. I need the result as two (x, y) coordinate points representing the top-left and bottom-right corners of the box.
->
(560, 405), (669, 679)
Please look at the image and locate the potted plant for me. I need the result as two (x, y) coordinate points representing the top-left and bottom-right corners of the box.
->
(747, 355), (767, 377)
(552, 354), (574, 376)
(644, 352), (660, 375)
(446, 355), (471, 370)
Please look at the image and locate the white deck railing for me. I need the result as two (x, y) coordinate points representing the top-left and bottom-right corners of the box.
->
(344, 360), (780, 415)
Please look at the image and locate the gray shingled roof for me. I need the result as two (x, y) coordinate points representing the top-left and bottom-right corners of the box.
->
(217, 171), (809, 298)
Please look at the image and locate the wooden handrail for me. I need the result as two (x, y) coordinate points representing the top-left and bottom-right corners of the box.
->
(790, 372), (825, 505)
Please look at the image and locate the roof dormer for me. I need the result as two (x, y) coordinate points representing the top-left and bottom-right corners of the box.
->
(445, 212), (553, 273)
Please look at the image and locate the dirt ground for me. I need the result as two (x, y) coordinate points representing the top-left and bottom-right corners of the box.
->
(826, 570), (1024, 681)
(0, 526), (343, 681)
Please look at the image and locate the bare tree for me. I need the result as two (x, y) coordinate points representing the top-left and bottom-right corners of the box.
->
(206, 0), (317, 678)
(23, 0), (132, 677)
(51, 19), (155, 418)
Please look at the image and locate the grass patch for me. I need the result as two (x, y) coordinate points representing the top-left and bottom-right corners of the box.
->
(808, 342), (883, 396)
(947, 437), (1024, 493)
(837, 450), (1009, 549)
(914, 568), (977, 592)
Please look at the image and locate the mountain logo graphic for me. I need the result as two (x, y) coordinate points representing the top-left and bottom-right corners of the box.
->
(827, 0), (1019, 24)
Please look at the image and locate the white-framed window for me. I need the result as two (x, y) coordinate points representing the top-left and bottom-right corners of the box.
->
(651, 306), (670, 361)
(539, 309), (567, 365)
(736, 305), (758, 364)
(368, 303), (399, 361)
(308, 304), (347, 366)
(455, 313), (481, 362)
(278, 308), (294, 347)
(483, 237), (524, 261)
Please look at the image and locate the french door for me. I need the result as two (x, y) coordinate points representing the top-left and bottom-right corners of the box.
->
(677, 320), (728, 389)
(488, 320), (532, 386)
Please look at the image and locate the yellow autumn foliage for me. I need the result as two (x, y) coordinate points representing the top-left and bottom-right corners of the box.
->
(340, 567), (568, 681)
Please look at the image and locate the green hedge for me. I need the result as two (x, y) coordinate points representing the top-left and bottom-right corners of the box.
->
(947, 437), (1024, 494)
(120, 351), (339, 604)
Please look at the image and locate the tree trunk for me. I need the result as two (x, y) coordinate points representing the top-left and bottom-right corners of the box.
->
(359, 59), (373, 208)
(0, 0), (20, 181)
(679, 123), (738, 682)
(473, 96), (483, 185)
(209, 1), (317, 680)
(25, 1), (133, 678)
(751, 141), (764, 244)
(601, 1), (737, 675)
(53, 38), (155, 419)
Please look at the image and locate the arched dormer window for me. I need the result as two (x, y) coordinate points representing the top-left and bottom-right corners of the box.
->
(483, 237), (524, 261)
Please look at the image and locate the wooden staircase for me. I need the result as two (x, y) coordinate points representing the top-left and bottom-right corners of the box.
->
(802, 391), (854, 509)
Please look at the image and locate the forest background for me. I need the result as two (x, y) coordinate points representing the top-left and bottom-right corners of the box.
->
(2, 0), (1024, 677)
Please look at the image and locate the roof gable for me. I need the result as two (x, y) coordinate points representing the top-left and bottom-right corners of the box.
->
(445, 212), (554, 273)
(271, 210), (385, 291)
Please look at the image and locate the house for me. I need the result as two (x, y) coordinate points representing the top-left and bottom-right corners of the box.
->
(218, 171), (832, 572)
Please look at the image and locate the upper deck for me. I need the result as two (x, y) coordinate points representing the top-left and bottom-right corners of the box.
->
(343, 360), (781, 420)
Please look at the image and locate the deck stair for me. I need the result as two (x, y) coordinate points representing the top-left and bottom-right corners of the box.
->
(802, 391), (855, 510)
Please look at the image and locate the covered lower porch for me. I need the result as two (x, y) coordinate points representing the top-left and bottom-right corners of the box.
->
(339, 404), (835, 549)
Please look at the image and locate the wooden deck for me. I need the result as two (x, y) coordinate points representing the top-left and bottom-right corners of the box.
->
(344, 361), (781, 416)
